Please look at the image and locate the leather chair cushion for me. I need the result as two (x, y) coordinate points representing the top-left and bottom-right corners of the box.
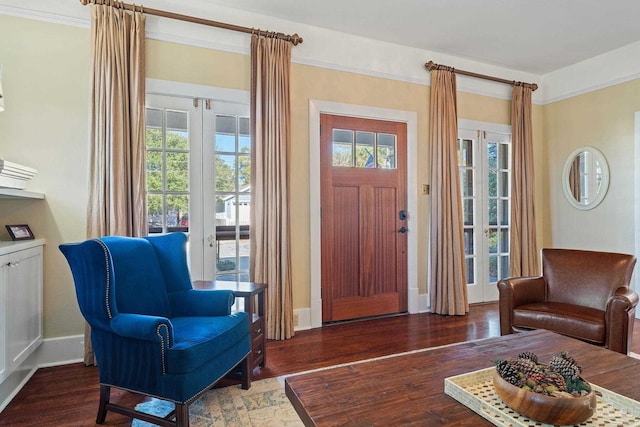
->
(512, 302), (605, 344)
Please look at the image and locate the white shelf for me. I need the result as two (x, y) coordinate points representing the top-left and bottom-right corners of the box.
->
(0, 188), (44, 199)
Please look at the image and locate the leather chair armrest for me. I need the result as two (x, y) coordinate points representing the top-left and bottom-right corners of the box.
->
(605, 287), (639, 354)
(169, 289), (235, 317)
(497, 276), (545, 335)
(110, 313), (173, 348)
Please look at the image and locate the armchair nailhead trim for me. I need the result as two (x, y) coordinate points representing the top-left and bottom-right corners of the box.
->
(157, 324), (169, 375)
(94, 239), (113, 319)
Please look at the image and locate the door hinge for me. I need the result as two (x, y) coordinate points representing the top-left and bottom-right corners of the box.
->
(193, 98), (199, 108)
(205, 99), (212, 110)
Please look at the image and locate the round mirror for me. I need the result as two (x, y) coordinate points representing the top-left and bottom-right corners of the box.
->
(562, 146), (609, 210)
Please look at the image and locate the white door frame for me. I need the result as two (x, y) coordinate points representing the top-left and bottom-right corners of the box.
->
(309, 100), (419, 328)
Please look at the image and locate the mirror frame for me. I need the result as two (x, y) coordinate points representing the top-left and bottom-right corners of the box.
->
(562, 146), (609, 210)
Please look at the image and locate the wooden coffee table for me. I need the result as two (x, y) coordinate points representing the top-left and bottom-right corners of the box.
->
(285, 330), (640, 426)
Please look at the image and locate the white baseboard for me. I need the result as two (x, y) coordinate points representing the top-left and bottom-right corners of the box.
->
(0, 334), (84, 413)
(36, 334), (84, 367)
(293, 307), (312, 331)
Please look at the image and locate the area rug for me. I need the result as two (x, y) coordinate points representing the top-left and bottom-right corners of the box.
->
(133, 344), (640, 426)
(132, 377), (303, 427)
(130, 338), (512, 426)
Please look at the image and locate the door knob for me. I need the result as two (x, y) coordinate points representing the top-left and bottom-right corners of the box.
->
(399, 227), (408, 233)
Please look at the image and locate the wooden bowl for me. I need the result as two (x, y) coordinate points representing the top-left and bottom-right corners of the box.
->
(493, 370), (597, 425)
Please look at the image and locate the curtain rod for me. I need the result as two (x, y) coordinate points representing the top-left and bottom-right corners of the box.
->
(425, 60), (538, 91)
(79, 0), (303, 46)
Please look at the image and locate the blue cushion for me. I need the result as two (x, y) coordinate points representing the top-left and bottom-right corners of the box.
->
(144, 233), (193, 293)
(167, 312), (250, 374)
(100, 236), (171, 318)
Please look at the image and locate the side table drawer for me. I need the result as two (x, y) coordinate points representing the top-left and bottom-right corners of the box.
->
(251, 317), (265, 368)
(251, 316), (264, 338)
(251, 335), (265, 367)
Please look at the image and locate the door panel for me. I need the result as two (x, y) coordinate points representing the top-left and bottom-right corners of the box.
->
(321, 114), (407, 322)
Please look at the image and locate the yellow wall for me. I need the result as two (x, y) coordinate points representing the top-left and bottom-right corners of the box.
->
(543, 80), (640, 254)
(0, 16), (90, 337)
(1, 14), (548, 339)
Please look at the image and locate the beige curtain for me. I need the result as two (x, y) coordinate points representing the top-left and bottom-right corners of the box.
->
(509, 85), (539, 277)
(249, 34), (294, 340)
(84, 3), (146, 364)
(428, 69), (469, 316)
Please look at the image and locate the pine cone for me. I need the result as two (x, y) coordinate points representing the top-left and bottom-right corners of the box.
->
(496, 360), (521, 385)
(517, 351), (539, 364)
(550, 354), (581, 380)
(543, 371), (568, 392)
(558, 352), (582, 372)
(514, 357), (541, 377)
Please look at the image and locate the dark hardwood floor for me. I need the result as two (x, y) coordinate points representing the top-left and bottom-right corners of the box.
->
(1, 302), (639, 426)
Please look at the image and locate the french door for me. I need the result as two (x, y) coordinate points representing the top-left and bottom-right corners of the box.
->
(145, 93), (250, 281)
(458, 126), (511, 303)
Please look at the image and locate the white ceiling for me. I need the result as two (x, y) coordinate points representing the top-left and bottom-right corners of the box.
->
(191, 0), (640, 75)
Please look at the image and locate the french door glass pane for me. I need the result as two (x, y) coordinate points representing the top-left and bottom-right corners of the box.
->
(500, 228), (509, 252)
(459, 139), (473, 166)
(466, 257), (475, 284)
(214, 114), (251, 282)
(464, 229), (474, 255)
(166, 152), (189, 192)
(487, 142), (497, 168)
(145, 106), (190, 234)
(215, 155), (237, 192)
(461, 169), (473, 197)
(463, 199), (474, 225)
(501, 200), (509, 223)
(488, 229), (498, 253)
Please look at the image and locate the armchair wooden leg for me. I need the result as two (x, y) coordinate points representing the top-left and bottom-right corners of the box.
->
(97, 385), (110, 424)
(240, 356), (251, 390)
(175, 403), (190, 427)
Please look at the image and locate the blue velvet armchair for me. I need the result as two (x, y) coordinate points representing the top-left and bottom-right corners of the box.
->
(59, 233), (251, 427)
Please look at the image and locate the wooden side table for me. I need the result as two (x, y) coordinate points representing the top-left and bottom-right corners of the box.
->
(193, 280), (267, 378)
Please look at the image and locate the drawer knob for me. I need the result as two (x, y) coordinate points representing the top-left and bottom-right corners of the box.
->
(256, 328), (262, 334)
(255, 349), (262, 355)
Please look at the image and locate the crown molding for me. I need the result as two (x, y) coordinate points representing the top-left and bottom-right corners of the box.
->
(2, 0), (639, 105)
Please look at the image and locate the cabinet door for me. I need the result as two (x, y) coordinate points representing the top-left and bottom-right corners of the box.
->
(3, 246), (43, 378)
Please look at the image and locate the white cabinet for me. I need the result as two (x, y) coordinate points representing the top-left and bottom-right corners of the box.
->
(0, 241), (44, 384)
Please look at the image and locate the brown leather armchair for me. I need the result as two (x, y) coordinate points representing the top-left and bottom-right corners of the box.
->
(498, 248), (638, 354)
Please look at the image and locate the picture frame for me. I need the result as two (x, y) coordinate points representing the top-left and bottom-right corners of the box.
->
(6, 224), (35, 241)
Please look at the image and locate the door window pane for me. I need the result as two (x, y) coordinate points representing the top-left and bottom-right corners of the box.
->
(377, 133), (396, 168)
(332, 129), (354, 167)
(215, 155), (237, 192)
(466, 257), (475, 285)
(461, 169), (473, 197)
(166, 152), (189, 192)
(166, 111), (188, 149)
(214, 114), (251, 282)
(355, 131), (375, 168)
(146, 107), (190, 234)
(459, 139), (473, 166)
(487, 142), (497, 168)
(239, 117), (250, 151)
